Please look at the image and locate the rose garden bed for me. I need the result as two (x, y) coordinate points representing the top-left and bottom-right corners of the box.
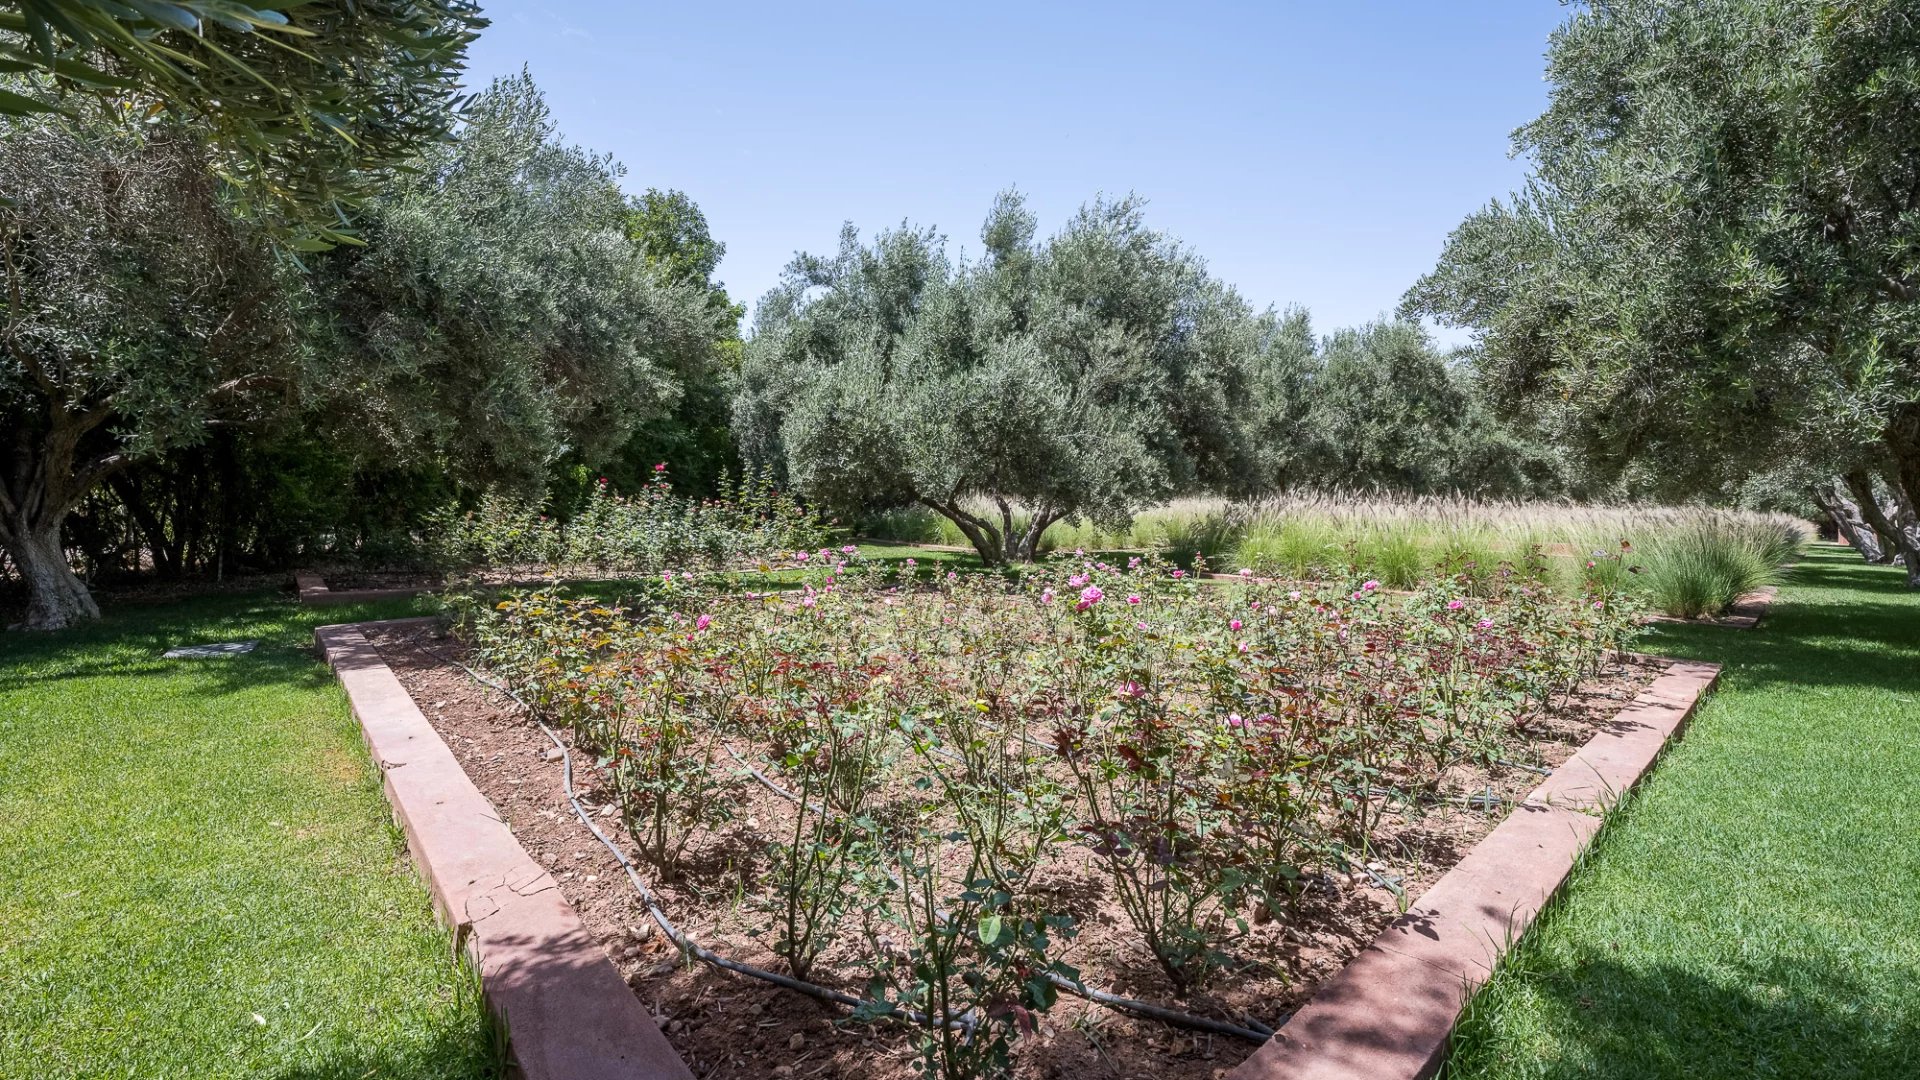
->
(317, 550), (1725, 1080)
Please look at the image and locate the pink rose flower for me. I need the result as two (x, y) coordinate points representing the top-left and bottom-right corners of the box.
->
(695, 614), (712, 631)
(1229, 618), (1243, 631)
(1447, 599), (1465, 610)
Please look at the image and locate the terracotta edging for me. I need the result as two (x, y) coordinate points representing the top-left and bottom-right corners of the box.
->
(296, 570), (430, 606)
(316, 620), (692, 1080)
(1226, 656), (1722, 1080)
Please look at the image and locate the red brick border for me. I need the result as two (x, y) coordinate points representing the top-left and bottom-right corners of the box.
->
(1226, 657), (1721, 1080)
(316, 620), (691, 1080)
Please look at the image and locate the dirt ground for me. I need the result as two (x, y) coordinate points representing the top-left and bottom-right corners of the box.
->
(366, 622), (1660, 1080)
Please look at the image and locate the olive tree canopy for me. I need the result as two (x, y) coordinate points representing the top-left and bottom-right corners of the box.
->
(1, 116), (300, 629)
(0, 0), (484, 246)
(735, 192), (1275, 564)
(1405, 0), (1920, 582)
(315, 73), (726, 494)
(2, 73), (724, 629)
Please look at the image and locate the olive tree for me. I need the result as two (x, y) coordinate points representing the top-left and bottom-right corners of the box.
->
(1, 118), (300, 629)
(315, 73), (726, 493)
(735, 193), (1272, 564)
(1406, 0), (1920, 584)
(2, 74), (723, 629)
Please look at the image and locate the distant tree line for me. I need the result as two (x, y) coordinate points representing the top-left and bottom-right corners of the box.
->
(736, 194), (1567, 564)
(14, 0), (1920, 626)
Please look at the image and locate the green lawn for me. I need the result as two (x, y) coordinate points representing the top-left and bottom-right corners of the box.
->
(0, 588), (501, 1080)
(1445, 544), (1920, 1080)
(7, 544), (1909, 1079)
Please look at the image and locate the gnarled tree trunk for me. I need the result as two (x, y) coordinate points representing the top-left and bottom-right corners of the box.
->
(1883, 415), (1920, 589)
(1815, 482), (1885, 562)
(2, 406), (119, 630)
(1882, 477), (1920, 590)
(0, 514), (98, 630)
(917, 495), (1062, 566)
(1841, 470), (1901, 565)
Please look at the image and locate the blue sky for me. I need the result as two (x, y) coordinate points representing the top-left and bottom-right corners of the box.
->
(463, 2), (1569, 343)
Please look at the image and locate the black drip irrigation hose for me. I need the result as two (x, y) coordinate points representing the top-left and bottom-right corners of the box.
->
(410, 639), (966, 1035)
(425, 635), (1272, 1044)
(722, 744), (1276, 1043)
(536, 718), (966, 1033)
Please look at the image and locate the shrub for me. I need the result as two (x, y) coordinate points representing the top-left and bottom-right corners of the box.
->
(456, 545), (1647, 1072)
(426, 464), (827, 578)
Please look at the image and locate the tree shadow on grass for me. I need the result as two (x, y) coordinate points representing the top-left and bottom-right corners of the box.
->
(262, 1023), (505, 1080)
(1629, 554), (1920, 696)
(1446, 947), (1916, 1080)
(0, 589), (429, 695)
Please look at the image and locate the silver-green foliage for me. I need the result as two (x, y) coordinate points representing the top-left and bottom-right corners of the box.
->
(1405, 0), (1920, 581)
(319, 73), (729, 493)
(736, 192), (1277, 564)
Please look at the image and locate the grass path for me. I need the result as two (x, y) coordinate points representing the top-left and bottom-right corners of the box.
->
(1445, 544), (1920, 1079)
(0, 589), (499, 1080)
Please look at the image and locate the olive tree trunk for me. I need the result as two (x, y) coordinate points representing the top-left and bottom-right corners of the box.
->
(0, 515), (98, 630)
(917, 496), (1062, 566)
(1882, 480), (1920, 590)
(1815, 482), (1885, 562)
(1882, 418), (1920, 589)
(1840, 470), (1901, 565)
(2, 414), (118, 630)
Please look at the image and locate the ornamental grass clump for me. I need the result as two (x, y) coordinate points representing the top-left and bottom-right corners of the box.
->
(455, 542), (1646, 1076)
(1636, 520), (1786, 619)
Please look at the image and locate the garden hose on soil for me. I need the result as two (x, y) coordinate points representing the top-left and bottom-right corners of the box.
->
(419, 639), (971, 1035)
(427, 635), (1272, 1044)
(721, 744), (1277, 1042)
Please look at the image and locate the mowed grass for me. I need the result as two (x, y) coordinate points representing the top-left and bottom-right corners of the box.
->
(1445, 544), (1920, 1080)
(0, 589), (500, 1080)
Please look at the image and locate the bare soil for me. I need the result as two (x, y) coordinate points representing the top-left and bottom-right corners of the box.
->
(365, 623), (1661, 1080)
